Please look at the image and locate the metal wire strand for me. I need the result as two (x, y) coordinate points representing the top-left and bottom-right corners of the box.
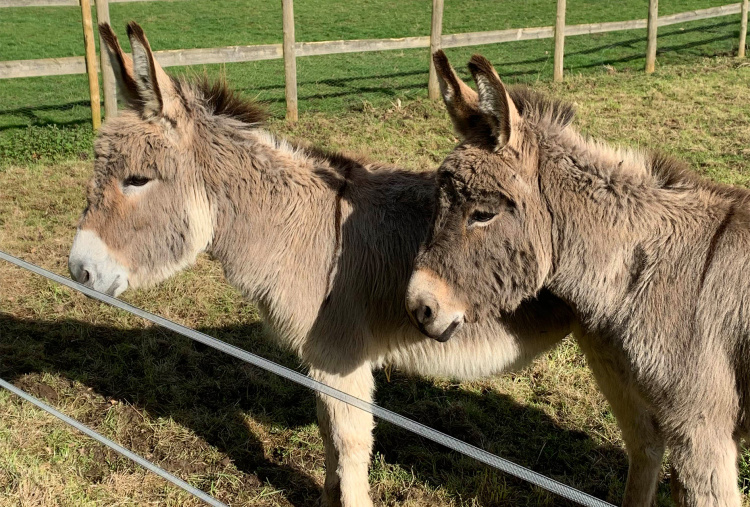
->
(0, 377), (227, 507)
(0, 250), (615, 507)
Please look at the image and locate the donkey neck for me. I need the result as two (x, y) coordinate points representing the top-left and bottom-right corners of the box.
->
(201, 127), (343, 341)
(538, 130), (728, 330)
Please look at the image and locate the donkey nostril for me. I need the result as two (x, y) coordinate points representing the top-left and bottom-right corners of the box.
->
(423, 305), (433, 320)
(80, 269), (91, 284)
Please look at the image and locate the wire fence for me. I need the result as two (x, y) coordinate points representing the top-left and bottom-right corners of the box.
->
(0, 249), (616, 507)
(0, 377), (228, 507)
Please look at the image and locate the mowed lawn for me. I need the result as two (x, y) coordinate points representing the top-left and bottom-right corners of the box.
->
(2, 1), (750, 506)
(0, 0), (747, 164)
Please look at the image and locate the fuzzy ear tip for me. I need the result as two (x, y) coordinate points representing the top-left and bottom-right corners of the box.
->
(126, 21), (144, 38)
(467, 54), (491, 72)
(468, 54), (504, 88)
(433, 50), (450, 72)
(98, 23), (110, 38)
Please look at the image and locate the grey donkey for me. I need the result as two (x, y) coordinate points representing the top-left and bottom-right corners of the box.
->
(406, 50), (750, 506)
(68, 23), (577, 506)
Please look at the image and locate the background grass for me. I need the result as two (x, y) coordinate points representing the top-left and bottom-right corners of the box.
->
(0, 0), (747, 165)
(1, 1), (750, 505)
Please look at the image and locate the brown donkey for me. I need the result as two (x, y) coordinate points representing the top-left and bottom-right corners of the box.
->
(68, 24), (578, 506)
(407, 50), (750, 506)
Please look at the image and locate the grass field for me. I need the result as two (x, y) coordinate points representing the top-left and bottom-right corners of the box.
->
(1, 1), (750, 505)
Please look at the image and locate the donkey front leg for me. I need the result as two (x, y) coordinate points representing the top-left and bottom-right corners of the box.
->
(579, 338), (665, 506)
(666, 425), (740, 507)
(310, 364), (375, 507)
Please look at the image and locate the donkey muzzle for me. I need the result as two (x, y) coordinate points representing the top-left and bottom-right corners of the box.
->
(406, 269), (466, 342)
(68, 229), (130, 298)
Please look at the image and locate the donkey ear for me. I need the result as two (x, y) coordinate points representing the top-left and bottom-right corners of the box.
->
(126, 21), (181, 119)
(432, 50), (482, 140)
(98, 23), (140, 107)
(467, 54), (521, 149)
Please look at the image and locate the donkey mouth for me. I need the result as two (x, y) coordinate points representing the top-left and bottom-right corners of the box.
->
(434, 319), (462, 342)
(104, 276), (127, 297)
(79, 274), (128, 299)
(415, 318), (463, 343)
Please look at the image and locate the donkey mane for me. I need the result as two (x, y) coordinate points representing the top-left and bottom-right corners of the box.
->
(177, 77), (269, 125)
(650, 152), (750, 205)
(508, 85), (576, 130)
(520, 85), (750, 204)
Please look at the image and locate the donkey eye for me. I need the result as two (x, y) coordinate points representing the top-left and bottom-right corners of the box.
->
(468, 210), (497, 226)
(123, 176), (151, 187)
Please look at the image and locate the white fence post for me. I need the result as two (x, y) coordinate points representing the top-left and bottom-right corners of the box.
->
(645, 0), (658, 73)
(428, 0), (444, 100)
(96, 0), (117, 119)
(281, 0), (298, 121)
(554, 0), (566, 82)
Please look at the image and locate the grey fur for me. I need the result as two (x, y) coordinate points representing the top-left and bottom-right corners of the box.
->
(410, 51), (750, 506)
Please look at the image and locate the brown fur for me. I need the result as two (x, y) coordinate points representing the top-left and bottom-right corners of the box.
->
(68, 25), (578, 507)
(411, 51), (750, 507)
(185, 77), (270, 125)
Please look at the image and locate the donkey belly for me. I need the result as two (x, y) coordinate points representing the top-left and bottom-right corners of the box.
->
(380, 320), (570, 381)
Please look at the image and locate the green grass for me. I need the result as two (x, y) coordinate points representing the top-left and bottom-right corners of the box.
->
(0, 0), (746, 166)
(0, 56), (749, 505)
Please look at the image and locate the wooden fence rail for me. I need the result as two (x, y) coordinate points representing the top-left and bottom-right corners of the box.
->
(1, 0), (748, 124)
(0, 0), (173, 7)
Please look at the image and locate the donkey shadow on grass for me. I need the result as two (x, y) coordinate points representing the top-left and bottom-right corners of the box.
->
(0, 312), (673, 506)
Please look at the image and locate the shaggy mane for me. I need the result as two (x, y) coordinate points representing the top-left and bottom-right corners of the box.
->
(190, 77), (269, 125)
(522, 85), (745, 201)
(508, 85), (576, 129)
(650, 152), (750, 203)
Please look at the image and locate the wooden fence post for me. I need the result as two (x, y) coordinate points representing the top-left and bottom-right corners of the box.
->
(79, 0), (101, 129)
(281, 0), (298, 122)
(427, 0), (444, 100)
(553, 0), (566, 82)
(96, 0), (117, 119)
(645, 0), (658, 73)
(740, 0), (749, 58)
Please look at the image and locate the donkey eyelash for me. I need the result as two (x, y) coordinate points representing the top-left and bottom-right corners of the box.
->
(467, 210), (498, 227)
(123, 176), (151, 187)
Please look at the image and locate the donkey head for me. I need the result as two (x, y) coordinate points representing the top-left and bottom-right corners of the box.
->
(406, 52), (554, 340)
(68, 23), (266, 296)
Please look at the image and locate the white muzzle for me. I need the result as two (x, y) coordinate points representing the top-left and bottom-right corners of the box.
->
(68, 229), (129, 297)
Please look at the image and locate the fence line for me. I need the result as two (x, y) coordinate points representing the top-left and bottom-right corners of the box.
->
(1, 1), (747, 121)
(0, 0), (173, 7)
(0, 249), (616, 507)
(427, 0), (444, 100)
(96, 0), (117, 118)
(79, 0), (100, 129)
(0, 377), (227, 506)
(1, 3), (744, 79)
(554, 0), (566, 82)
